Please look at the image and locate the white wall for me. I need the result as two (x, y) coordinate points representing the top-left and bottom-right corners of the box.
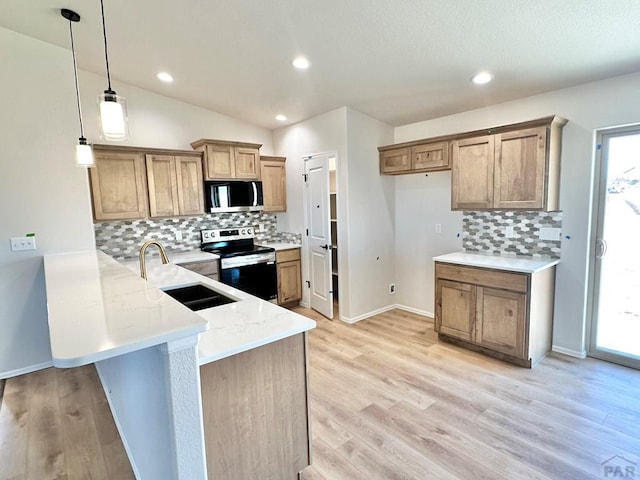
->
(0, 28), (273, 377)
(272, 108), (348, 311)
(393, 71), (640, 356)
(394, 171), (463, 315)
(273, 108), (396, 320)
(344, 109), (395, 320)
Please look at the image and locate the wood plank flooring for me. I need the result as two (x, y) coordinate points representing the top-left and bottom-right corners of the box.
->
(2, 307), (639, 480)
(295, 306), (640, 480)
(0, 366), (134, 480)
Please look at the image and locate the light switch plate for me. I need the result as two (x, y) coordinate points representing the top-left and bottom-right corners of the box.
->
(539, 227), (561, 241)
(11, 236), (36, 251)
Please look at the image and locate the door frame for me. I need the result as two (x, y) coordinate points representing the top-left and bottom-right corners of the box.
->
(302, 151), (340, 317)
(586, 124), (640, 369)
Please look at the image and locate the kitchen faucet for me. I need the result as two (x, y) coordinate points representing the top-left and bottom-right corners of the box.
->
(139, 240), (170, 280)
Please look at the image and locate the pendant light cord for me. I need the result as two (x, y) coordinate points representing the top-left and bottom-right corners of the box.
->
(68, 21), (85, 138)
(100, 0), (112, 91)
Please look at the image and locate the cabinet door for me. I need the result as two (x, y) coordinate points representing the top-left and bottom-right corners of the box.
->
(494, 127), (547, 209)
(146, 154), (179, 218)
(380, 147), (411, 174)
(476, 287), (527, 358)
(204, 144), (235, 179)
(412, 142), (450, 171)
(90, 152), (148, 221)
(277, 260), (302, 305)
(260, 159), (287, 212)
(451, 135), (494, 210)
(175, 156), (204, 215)
(435, 279), (475, 342)
(235, 147), (260, 179)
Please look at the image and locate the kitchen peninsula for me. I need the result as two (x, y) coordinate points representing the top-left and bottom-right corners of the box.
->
(43, 250), (315, 480)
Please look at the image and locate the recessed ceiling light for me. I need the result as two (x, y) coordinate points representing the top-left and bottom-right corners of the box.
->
(472, 71), (493, 85)
(275, 114), (287, 121)
(157, 72), (174, 83)
(291, 57), (311, 69)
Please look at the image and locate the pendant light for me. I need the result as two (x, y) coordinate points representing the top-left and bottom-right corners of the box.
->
(97, 0), (129, 141)
(61, 9), (94, 167)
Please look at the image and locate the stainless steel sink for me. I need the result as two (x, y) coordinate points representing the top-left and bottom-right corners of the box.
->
(162, 284), (236, 311)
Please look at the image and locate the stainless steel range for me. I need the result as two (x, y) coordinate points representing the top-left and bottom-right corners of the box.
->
(200, 228), (277, 301)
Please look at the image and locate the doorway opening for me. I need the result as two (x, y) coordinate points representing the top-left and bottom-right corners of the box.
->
(588, 126), (640, 369)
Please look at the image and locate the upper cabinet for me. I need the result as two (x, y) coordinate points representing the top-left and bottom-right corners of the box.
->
(90, 145), (204, 222)
(379, 116), (567, 211)
(146, 154), (204, 217)
(379, 140), (450, 174)
(90, 150), (148, 221)
(190, 139), (262, 180)
(260, 156), (287, 213)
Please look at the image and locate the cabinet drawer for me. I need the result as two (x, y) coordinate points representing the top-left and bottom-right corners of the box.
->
(276, 248), (301, 263)
(178, 260), (219, 277)
(435, 263), (528, 293)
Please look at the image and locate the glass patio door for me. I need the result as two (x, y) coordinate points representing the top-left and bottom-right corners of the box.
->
(589, 126), (640, 369)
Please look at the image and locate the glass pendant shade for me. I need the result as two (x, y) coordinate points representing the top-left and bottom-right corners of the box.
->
(98, 90), (128, 141)
(76, 137), (95, 167)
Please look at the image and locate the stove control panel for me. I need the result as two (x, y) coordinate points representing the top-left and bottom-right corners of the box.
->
(201, 227), (254, 243)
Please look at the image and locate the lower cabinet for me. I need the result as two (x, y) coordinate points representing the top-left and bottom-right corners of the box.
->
(276, 248), (302, 306)
(435, 262), (554, 367)
(200, 333), (311, 480)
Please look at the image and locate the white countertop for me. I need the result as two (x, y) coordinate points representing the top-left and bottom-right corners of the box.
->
(44, 251), (209, 368)
(433, 251), (559, 274)
(258, 242), (302, 251)
(122, 258), (316, 365)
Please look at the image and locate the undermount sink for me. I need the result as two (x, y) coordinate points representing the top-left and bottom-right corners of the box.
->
(162, 284), (236, 311)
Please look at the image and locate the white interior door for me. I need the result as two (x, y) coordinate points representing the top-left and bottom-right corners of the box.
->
(305, 154), (333, 319)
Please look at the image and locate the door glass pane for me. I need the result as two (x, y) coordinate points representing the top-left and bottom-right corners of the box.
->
(595, 133), (640, 360)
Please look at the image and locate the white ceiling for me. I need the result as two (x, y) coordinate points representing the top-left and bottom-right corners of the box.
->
(3, 0), (640, 129)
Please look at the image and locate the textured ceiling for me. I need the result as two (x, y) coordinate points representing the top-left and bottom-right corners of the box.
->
(2, 0), (640, 129)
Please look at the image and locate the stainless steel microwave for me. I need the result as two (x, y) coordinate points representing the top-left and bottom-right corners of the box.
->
(204, 180), (264, 213)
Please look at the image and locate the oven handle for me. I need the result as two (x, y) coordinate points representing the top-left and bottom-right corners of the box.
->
(221, 259), (275, 269)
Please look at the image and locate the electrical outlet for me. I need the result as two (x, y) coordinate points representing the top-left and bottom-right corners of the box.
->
(258, 223), (265, 232)
(539, 227), (561, 241)
(175, 231), (183, 241)
(389, 283), (396, 295)
(11, 236), (36, 251)
(504, 226), (515, 238)
(435, 223), (442, 234)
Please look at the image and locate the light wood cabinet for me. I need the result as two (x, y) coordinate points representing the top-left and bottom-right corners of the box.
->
(146, 154), (204, 218)
(379, 141), (450, 174)
(200, 333), (311, 480)
(90, 145), (203, 222)
(190, 139), (261, 180)
(276, 248), (302, 306)
(435, 262), (555, 367)
(260, 156), (287, 212)
(451, 135), (494, 209)
(89, 151), (148, 221)
(379, 116), (567, 211)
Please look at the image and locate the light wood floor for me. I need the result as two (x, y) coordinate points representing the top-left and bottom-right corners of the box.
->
(2, 308), (640, 480)
(0, 366), (134, 480)
(294, 306), (640, 480)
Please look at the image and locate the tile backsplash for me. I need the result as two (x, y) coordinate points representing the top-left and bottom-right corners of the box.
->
(95, 212), (302, 260)
(462, 211), (562, 258)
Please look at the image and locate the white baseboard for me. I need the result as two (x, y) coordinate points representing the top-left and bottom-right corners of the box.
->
(340, 304), (398, 323)
(0, 360), (53, 380)
(552, 345), (587, 359)
(95, 364), (141, 480)
(393, 304), (434, 318)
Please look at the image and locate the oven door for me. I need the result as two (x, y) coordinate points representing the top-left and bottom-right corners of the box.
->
(220, 261), (277, 301)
